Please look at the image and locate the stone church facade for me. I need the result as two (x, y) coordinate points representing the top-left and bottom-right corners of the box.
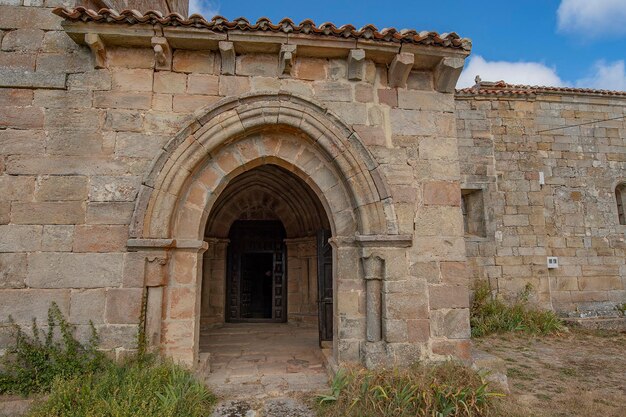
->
(0, 0), (624, 369)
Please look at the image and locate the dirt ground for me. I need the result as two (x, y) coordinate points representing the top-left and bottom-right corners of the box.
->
(475, 328), (626, 417)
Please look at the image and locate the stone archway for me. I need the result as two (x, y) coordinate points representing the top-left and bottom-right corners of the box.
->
(128, 93), (401, 367)
(200, 164), (331, 330)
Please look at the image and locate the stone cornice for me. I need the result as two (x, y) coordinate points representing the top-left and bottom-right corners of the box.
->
(56, 17), (469, 71)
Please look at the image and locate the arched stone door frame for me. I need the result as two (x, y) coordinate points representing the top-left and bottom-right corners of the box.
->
(127, 92), (405, 367)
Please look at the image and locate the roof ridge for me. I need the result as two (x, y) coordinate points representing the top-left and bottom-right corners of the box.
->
(456, 81), (626, 97)
(51, 7), (472, 51)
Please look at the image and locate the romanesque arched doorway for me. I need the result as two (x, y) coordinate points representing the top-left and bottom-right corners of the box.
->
(200, 164), (333, 345)
(129, 93), (401, 368)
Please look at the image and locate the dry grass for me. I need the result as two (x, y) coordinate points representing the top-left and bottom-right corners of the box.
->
(475, 329), (626, 417)
(315, 361), (505, 417)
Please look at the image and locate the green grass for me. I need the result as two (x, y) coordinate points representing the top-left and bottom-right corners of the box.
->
(315, 361), (504, 417)
(470, 281), (564, 338)
(27, 357), (216, 417)
(1, 303), (216, 417)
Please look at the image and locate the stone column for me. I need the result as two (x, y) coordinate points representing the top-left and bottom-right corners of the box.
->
(126, 238), (174, 352)
(356, 235), (412, 369)
(361, 253), (387, 368)
(127, 238), (208, 367)
(362, 255), (384, 342)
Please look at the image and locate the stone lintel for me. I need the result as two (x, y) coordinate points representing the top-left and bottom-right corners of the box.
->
(127, 238), (175, 250)
(62, 21), (158, 48)
(434, 56), (465, 93)
(163, 26), (226, 50)
(174, 239), (209, 251)
(85, 33), (107, 69)
(355, 234), (413, 247)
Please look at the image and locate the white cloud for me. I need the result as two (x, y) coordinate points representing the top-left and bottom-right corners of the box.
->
(557, 0), (626, 37)
(576, 60), (626, 91)
(457, 55), (564, 88)
(189, 0), (220, 17)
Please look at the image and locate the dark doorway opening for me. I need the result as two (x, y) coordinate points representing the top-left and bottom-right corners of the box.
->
(226, 220), (287, 323)
(241, 253), (273, 319)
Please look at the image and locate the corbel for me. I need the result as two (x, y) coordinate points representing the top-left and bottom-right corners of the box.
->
(434, 56), (465, 93)
(84, 33), (107, 69)
(279, 44), (297, 77)
(219, 41), (235, 75)
(388, 52), (414, 88)
(347, 49), (366, 81)
(151, 36), (172, 71)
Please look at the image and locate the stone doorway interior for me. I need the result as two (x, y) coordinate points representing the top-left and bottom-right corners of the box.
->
(199, 164), (334, 393)
(226, 220), (287, 323)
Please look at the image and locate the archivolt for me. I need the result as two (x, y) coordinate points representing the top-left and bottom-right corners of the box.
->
(130, 92), (398, 240)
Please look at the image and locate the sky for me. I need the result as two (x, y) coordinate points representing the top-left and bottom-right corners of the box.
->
(188, 0), (626, 90)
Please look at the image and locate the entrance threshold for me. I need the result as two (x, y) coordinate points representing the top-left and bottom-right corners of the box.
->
(200, 323), (330, 398)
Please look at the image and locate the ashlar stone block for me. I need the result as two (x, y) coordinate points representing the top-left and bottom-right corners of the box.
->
(105, 288), (142, 324)
(26, 253), (123, 288)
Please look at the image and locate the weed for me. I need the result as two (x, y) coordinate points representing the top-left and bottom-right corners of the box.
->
(470, 281), (564, 337)
(316, 369), (349, 404)
(558, 367), (577, 377)
(536, 393), (552, 401)
(316, 361), (504, 417)
(0, 303), (107, 396)
(27, 357), (216, 417)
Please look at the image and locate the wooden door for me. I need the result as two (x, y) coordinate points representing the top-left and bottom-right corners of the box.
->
(317, 229), (333, 345)
(226, 221), (287, 323)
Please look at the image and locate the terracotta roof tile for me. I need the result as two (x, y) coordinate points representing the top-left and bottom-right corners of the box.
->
(457, 80), (626, 97)
(52, 7), (472, 51)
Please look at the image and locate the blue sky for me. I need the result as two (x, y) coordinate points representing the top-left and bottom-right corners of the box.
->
(189, 0), (626, 90)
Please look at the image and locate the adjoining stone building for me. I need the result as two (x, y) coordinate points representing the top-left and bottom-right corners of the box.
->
(0, 0), (624, 370)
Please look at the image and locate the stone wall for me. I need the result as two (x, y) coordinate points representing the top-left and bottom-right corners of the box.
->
(457, 92), (626, 317)
(0, 1), (471, 365)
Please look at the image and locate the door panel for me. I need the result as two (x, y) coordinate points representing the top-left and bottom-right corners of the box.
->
(226, 220), (287, 323)
(317, 229), (333, 344)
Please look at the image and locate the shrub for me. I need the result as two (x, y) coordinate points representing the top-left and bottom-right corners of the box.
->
(27, 358), (216, 417)
(316, 361), (503, 417)
(470, 281), (564, 337)
(0, 303), (108, 396)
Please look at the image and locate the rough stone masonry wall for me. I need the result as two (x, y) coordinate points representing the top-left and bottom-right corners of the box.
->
(457, 93), (626, 317)
(0, 1), (471, 361)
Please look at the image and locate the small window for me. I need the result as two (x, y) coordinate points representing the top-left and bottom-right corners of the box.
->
(616, 183), (626, 225)
(461, 189), (486, 237)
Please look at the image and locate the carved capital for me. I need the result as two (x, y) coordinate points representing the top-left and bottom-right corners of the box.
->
(151, 36), (172, 71)
(145, 255), (168, 287)
(361, 254), (385, 280)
